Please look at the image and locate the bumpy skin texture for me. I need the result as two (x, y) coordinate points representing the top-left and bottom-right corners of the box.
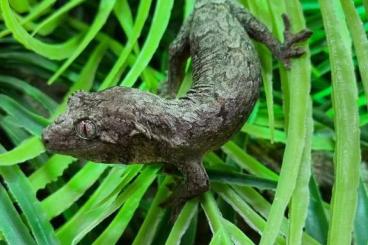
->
(43, 0), (311, 212)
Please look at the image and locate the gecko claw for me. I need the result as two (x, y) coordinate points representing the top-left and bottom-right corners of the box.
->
(278, 14), (313, 69)
(282, 14), (291, 33)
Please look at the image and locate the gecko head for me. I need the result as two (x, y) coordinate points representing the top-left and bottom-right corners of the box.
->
(42, 89), (136, 163)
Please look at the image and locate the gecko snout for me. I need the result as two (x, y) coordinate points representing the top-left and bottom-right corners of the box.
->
(42, 129), (51, 145)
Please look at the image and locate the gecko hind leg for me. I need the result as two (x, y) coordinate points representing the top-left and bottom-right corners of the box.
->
(160, 157), (209, 218)
(159, 16), (192, 98)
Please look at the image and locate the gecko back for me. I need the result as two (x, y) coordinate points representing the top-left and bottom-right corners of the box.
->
(43, 0), (312, 218)
(176, 0), (262, 152)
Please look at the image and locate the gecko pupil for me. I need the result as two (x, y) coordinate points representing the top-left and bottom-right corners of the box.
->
(75, 119), (96, 139)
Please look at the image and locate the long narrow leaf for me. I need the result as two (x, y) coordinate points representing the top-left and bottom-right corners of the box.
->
(48, 0), (116, 84)
(288, 100), (313, 244)
(29, 154), (76, 192)
(0, 75), (57, 113)
(120, 0), (174, 87)
(201, 192), (232, 245)
(259, 1), (312, 243)
(354, 180), (368, 245)
(0, 183), (36, 245)
(319, 0), (361, 244)
(0, 166), (59, 244)
(165, 200), (198, 245)
(57, 166), (156, 244)
(130, 177), (171, 245)
(32, 0), (85, 36)
(41, 163), (107, 219)
(0, 137), (44, 166)
(0, 0), (82, 60)
(340, 0), (368, 107)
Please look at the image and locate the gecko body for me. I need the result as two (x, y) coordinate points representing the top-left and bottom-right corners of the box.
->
(42, 0), (311, 211)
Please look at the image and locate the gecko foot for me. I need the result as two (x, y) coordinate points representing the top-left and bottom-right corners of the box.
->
(278, 14), (313, 68)
(158, 80), (177, 99)
(160, 158), (209, 221)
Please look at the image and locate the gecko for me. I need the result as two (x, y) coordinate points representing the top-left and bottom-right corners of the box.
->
(42, 0), (311, 213)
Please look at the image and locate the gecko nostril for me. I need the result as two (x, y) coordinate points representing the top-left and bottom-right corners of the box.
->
(42, 131), (50, 145)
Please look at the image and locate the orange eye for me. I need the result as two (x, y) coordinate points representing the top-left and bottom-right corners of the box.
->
(75, 119), (97, 140)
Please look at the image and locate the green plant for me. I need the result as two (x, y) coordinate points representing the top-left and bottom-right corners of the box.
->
(0, 0), (367, 244)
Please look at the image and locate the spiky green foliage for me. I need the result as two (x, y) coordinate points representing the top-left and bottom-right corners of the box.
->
(0, 0), (367, 244)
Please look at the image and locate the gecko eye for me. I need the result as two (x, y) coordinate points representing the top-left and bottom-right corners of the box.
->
(74, 119), (97, 140)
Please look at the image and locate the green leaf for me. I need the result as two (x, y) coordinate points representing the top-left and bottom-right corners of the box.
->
(57, 166), (156, 244)
(41, 163), (107, 219)
(31, 0), (85, 36)
(201, 192), (232, 245)
(0, 94), (49, 135)
(247, 0), (275, 144)
(0, 137), (44, 166)
(47, 0), (117, 84)
(55, 166), (134, 241)
(0, 51), (78, 81)
(120, 0), (174, 87)
(0, 166), (59, 244)
(354, 180), (368, 245)
(305, 177), (329, 244)
(131, 176), (170, 245)
(213, 183), (284, 244)
(0, 0), (56, 42)
(52, 41), (108, 118)
(340, 0), (368, 108)
(207, 168), (277, 190)
(222, 141), (278, 181)
(9, 0), (30, 13)
(0, 0), (82, 60)
(209, 228), (232, 245)
(99, 0), (152, 89)
(259, 1), (312, 243)
(223, 219), (254, 245)
(0, 75), (57, 113)
(289, 101), (313, 244)
(0, 183), (36, 245)
(165, 200), (198, 245)
(319, 1), (361, 244)
(29, 154), (76, 192)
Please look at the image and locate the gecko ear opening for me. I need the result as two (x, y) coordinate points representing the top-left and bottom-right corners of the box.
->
(129, 123), (152, 140)
(100, 131), (119, 144)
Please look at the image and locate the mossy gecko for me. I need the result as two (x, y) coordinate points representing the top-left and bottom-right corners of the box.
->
(42, 0), (311, 214)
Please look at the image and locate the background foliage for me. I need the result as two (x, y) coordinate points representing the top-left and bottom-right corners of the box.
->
(0, 0), (367, 244)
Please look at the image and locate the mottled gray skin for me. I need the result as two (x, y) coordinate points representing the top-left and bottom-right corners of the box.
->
(43, 0), (311, 211)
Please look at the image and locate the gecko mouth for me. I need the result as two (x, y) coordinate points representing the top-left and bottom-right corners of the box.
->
(42, 126), (99, 154)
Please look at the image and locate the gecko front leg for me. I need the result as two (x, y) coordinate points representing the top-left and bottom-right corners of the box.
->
(227, 0), (312, 68)
(161, 157), (209, 216)
(160, 16), (192, 98)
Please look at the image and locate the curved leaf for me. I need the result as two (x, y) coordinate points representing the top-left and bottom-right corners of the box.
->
(0, 137), (44, 166)
(32, 0), (85, 36)
(99, 0), (152, 89)
(29, 154), (76, 192)
(0, 75), (57, 113)
(48, 0), (117, 84)
(0, 183), (36, 245)
(0, 166), (58, 244)
(120, 0), (174, 87)
(0, 0), (82, 60)
(41, 163), (107, 219)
